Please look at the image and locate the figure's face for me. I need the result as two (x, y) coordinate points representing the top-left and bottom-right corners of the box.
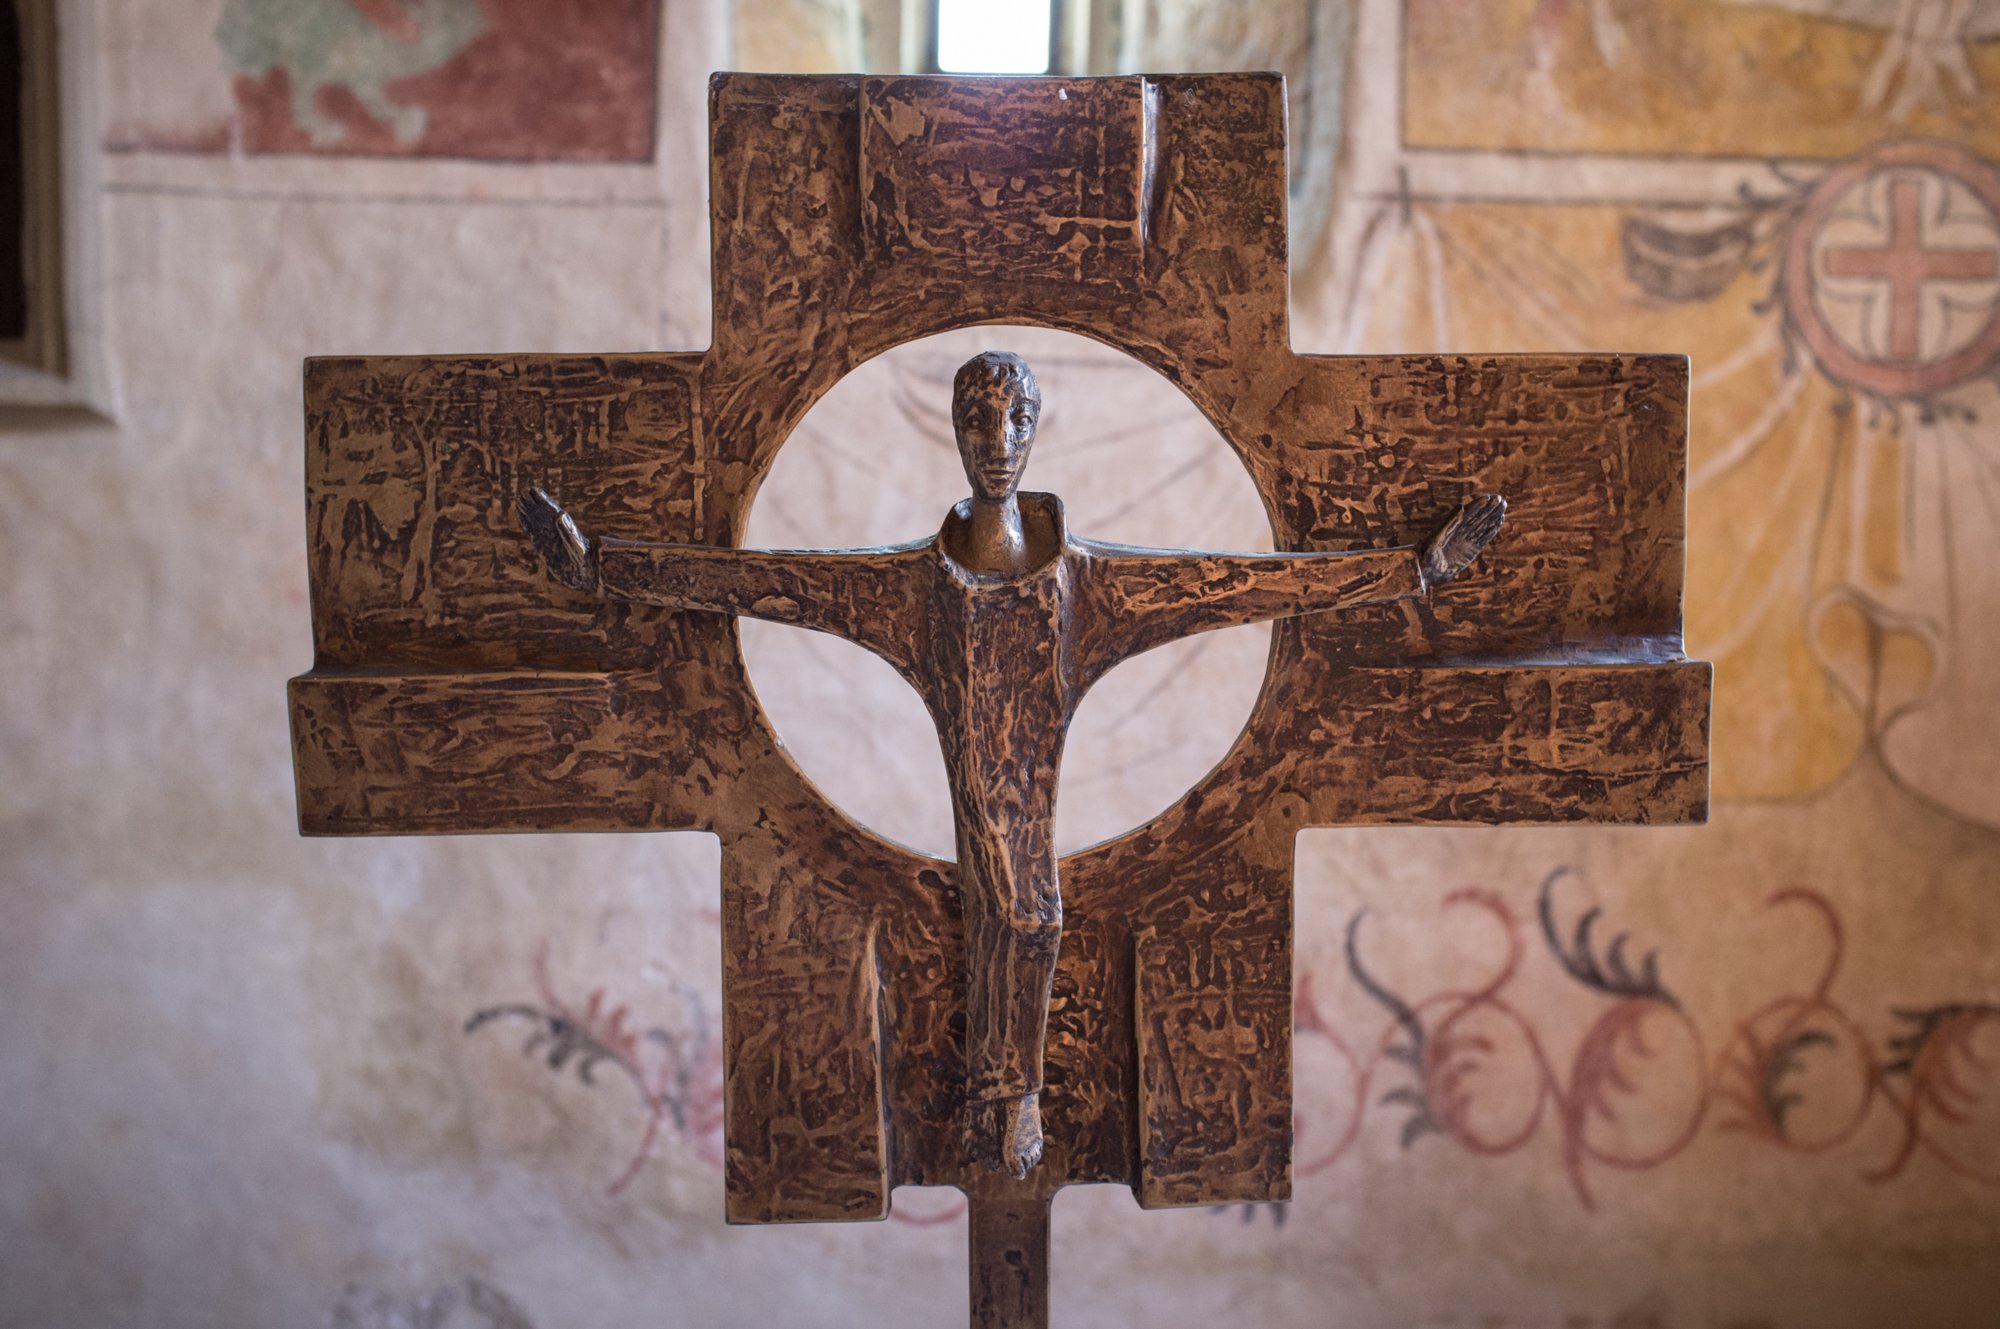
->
(954, 379), (1039, 501)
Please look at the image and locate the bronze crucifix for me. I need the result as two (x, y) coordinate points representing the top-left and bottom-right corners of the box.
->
(289, 72), (1709, 1329)
(520, 349), (1506, 1180)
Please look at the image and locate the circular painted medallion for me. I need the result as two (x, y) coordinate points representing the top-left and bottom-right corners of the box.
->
(1784, 141), (2000, 398)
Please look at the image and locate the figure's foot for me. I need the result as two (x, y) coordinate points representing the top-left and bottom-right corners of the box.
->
(1420, 493), (1506, 586)
(517, 486), (597, 592)
(969, 1092), (1044, 1179)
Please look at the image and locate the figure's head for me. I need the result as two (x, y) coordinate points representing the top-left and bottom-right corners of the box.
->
(952, 351), (1041, 501)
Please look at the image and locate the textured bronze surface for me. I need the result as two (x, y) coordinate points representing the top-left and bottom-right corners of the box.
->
(516, 355), (1505, 1180)
(288, 72), (1711, 1327)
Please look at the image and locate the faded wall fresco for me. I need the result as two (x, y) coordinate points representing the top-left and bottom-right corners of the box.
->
(1344, 0), (2000, 822)
(104, 0), (661, 158)
(2, 1), (1998, 1326)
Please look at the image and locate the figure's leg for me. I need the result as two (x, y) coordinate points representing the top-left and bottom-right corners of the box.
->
(960, 831), (1062, 1178)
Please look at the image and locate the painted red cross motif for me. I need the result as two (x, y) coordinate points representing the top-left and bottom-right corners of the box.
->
(1822, 175), (1997, 363)
(1785, 141), (2000, 398)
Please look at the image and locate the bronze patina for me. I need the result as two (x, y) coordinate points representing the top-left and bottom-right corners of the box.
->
(519, 349), (1507, 1181)
(288, 73), (1709, 1329)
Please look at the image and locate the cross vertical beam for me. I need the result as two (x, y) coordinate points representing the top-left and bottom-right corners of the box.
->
(968, 1192), (1052, 1329)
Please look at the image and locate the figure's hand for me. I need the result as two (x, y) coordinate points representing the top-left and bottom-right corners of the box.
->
(517, 486), (598, 593)
(1420, 493), (1506, 586)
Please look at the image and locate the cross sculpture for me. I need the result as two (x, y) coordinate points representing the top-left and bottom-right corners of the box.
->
(289, 74), (1710, 1329)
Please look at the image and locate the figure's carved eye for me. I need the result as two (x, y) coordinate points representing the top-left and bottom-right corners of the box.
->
(1011, 409), (1032, 429)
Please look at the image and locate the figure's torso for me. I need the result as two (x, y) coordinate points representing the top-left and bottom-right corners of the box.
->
(921, 494), (1081, 913)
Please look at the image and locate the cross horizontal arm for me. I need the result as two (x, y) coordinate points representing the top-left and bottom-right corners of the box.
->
(290, 668), (727, 835)
(1278, 659), (1712, 826)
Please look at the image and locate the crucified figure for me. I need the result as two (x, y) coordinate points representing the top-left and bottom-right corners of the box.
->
(520, 351), (1505, 1180)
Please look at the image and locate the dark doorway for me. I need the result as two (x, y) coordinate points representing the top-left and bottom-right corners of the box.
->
(0, 0), (28, 342)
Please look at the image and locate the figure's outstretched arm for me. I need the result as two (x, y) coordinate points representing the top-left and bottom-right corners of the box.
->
(1078, 495), (1505, 677)
(519, 487), (930, 676)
